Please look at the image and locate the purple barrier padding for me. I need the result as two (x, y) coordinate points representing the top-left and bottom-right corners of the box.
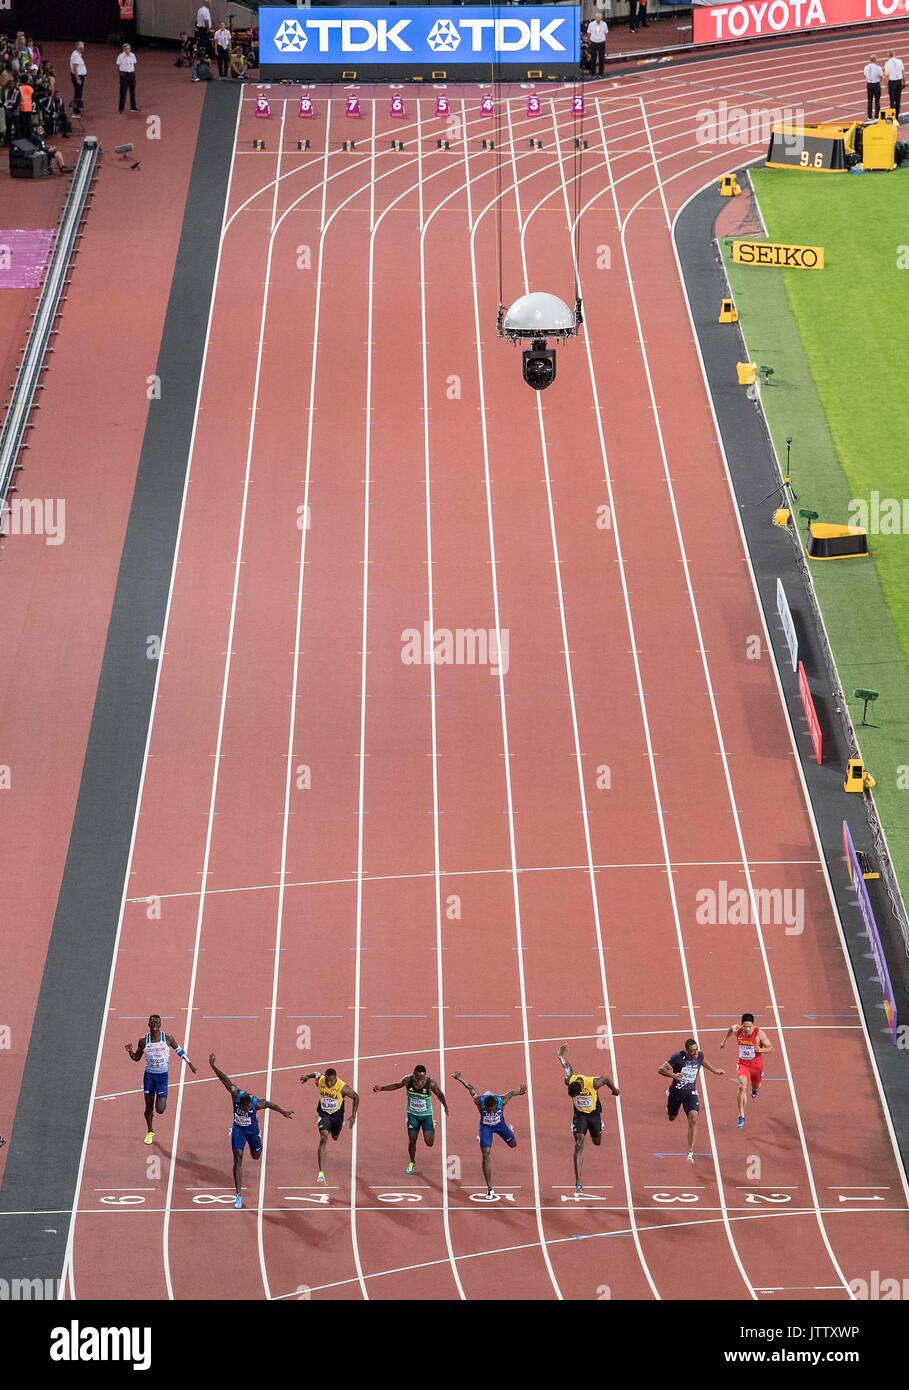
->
(842, 820), (898, 1043)
(0, 229), (55, 290)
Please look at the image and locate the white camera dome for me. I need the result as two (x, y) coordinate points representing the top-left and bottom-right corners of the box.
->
(502, 292), (576, 340)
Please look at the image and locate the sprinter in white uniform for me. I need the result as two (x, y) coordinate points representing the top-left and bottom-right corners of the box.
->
(125, 1012), (197, 1144)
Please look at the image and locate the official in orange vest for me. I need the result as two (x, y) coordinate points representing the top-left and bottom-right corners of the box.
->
(19, 78), (35, 136)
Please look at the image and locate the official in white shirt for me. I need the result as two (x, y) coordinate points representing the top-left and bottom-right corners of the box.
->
(70, 40), (87, 113)
(864, 56), (883, 120)
(116, 43), (138, 113)
(214, 22), (232, 81)
(884, 51), (904, 118)
(196, 5), (213, 53)
(587, 12), (608, 78)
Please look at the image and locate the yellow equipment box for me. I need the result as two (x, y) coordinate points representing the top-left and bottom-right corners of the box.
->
(862, 117), (898, 171)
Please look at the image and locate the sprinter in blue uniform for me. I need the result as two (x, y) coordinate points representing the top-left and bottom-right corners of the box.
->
(452, 1071), (526, 1200)
(209, 1053), (294, 1209)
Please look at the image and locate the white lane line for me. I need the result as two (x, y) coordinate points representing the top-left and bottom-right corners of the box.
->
(463, 98), (563, 1302)
(505, 93), (660, 1300)
(270, 1199), (895, 1299)
(125, 857), (825, 903)
(418, 137), (467, 1299)
(615, 97), (856, 1299)
(160, 99), (289, 1303)
(256, 123), (323, 1299)
(587, 95), (755, 1299)
(58, 92), (246, 1302)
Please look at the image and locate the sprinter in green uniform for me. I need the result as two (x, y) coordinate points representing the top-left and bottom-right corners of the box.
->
(373, 1063), (449, 1174)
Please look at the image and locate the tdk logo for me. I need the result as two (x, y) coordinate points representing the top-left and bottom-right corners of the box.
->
(427, 18), (461, 52)
(273, 18), (308, 53)
(274, 16), (571, 56)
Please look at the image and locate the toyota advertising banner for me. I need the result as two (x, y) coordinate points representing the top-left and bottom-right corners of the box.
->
(259, 5), (581, 81)
(694, 0), (909, 45)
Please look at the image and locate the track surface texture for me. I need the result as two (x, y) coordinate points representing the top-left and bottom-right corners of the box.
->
(7, 29), (909, 1301)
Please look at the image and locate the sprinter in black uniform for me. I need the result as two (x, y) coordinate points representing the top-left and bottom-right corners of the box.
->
(658, 1038), (724, 1165)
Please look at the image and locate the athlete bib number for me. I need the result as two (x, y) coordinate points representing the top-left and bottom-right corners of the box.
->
(320, 1096), (340, 1113)
(574, 1095), (594, 1111)
(739, 1045), (756, 1060)
(409, 1096), (429, 1114)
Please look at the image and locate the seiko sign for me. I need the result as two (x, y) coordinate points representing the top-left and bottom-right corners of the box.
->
(259, 7), (580, 66)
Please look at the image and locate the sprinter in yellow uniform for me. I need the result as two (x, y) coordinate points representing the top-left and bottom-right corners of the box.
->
(299, 1067), (360, 1184)
(557, 1044), (619, 1193)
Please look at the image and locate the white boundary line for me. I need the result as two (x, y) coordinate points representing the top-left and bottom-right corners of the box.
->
(670, 172), (909, 1212)
(610, 94), (858, 1294)
(159, 100), (289, 1301)
(58, 93), (245, 1301)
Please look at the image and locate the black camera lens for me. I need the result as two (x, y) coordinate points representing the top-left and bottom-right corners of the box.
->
(522, 342), (556, 391)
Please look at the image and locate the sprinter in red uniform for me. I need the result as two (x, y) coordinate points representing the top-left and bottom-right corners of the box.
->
(720, 1013), (773, 1129)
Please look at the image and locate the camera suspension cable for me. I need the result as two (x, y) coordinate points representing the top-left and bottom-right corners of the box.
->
(491, 0), (505, 324)
(570, 57), (584, 325)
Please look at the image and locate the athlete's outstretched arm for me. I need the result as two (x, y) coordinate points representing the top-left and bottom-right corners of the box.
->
(593, 1073), (620, 1097)
(209, 1054), (237, 1095)
(298, 1072), (318, 1087)
(452, 1071), (478, 1100)
(719, 1027), (735, 1051)
(557, 1044), (573, 1080)
(125, 1036), (146, 1063)
(372, 1076), (408, 1093)
(701, 1056), (725, 1077)
(165, 1033), (198, 1074)
(341, 1085), (359, 1126)
(502, 1084), (528, 1105)
(259, 1097), (294, 1119)
(430, 1079), (449, 1114)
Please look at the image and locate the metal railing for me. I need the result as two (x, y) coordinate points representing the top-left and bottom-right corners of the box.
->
(0, 136), (100, 517)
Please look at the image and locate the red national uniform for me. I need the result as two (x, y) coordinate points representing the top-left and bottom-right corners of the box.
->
(735, 1026), (764, 1087)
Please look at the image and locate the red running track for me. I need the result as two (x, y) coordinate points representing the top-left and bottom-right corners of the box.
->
(62, 35), (909, 1300)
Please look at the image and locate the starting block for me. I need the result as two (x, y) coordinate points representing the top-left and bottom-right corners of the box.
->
(390, 139), (404, 151)
(719, 173), (741, 196)
(252, 138), (266, 151)
(342, 139), (356, 152)
(575, 137), (588, 150)
(736, 361), (757, 386)
(844, 757), (875, 793)
(436, 138), (451, 151)
(297, 139), (310, 152)
(481, 138), (495, 151)
(718, 297), (738, 324)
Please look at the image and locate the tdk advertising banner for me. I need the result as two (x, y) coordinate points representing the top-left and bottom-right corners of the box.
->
(259, 6), (580, 79)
